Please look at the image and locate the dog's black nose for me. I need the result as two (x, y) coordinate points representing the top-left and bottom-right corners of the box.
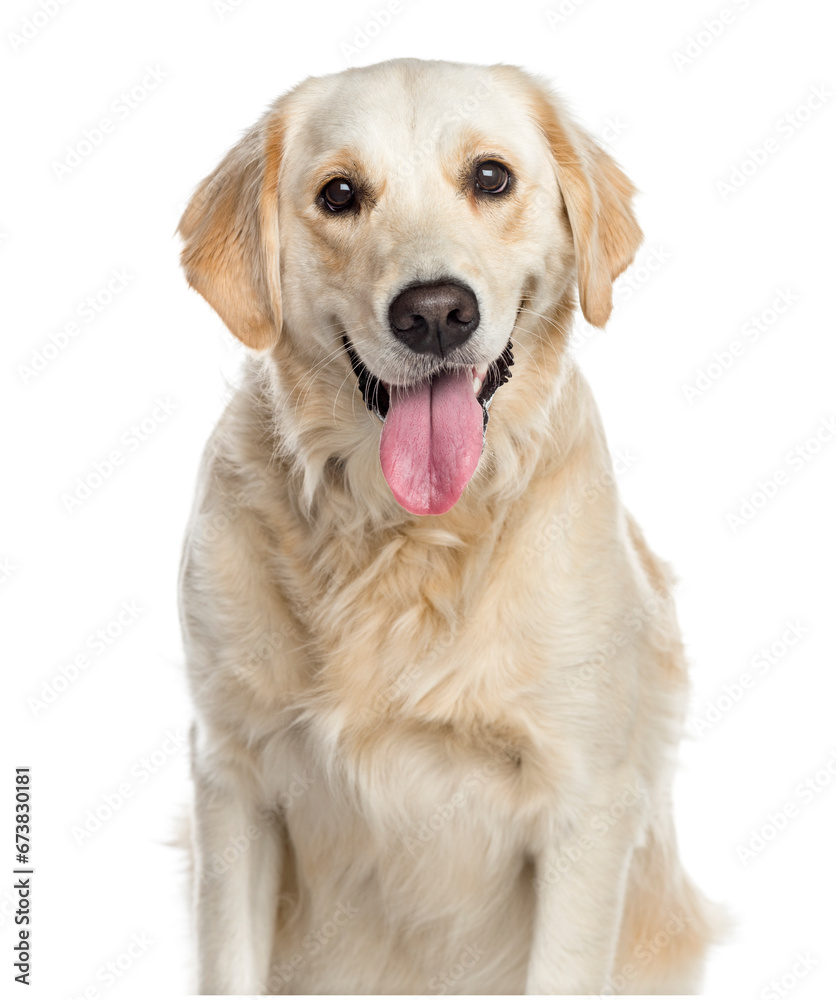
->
(389, 281), (480, 357)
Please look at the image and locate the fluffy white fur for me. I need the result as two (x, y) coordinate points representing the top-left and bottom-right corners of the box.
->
(177, 58), (720, 994)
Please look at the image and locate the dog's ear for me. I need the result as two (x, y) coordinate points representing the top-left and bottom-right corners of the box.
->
(528, 81), (643, 328)
(178, 113), (284, 351)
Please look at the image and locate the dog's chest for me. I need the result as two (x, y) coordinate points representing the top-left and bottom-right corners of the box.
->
(266, 689), (544, 930)
(247, 489), (631, 964)
(264, 520), (579, 838)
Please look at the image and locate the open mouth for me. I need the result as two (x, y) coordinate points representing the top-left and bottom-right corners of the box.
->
(341, 336), (514, 431)
(341, 336), (514, 517)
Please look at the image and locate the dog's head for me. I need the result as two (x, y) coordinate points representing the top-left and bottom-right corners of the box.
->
(179, 59), (641, 516)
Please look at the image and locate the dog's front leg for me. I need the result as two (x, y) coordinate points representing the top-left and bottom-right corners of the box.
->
(192, 754), (282, 995)
(525, 799), (639, 995)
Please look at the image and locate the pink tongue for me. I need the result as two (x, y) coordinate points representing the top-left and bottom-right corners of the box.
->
(379, 369), (484, 515)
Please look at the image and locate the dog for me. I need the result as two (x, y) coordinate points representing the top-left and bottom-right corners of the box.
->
(177, 57), (720, 994)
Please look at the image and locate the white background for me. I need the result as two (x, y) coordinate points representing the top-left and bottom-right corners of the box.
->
(2, 0), (834, 997)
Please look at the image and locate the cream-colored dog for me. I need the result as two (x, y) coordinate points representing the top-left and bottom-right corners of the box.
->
(178, 58), (719, 994)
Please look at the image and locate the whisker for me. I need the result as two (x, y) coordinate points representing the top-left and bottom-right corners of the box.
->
(517, 306), (569, 367)
(332, 367), (356, 427)
(289, 341), (349, 402)
(510, 338), (546, 386)
(291, 333), (368, 420)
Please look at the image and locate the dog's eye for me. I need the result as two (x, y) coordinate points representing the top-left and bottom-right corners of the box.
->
(474, 161), (510, 194)
(321, 177), (356, 212)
